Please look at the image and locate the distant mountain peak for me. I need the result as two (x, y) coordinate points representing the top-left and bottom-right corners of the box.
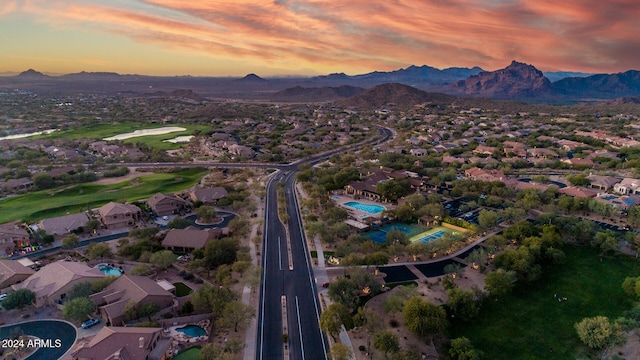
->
(238, 73), (266, 82)
(18, 69), (47, 77)
(450, 60), (551, 99)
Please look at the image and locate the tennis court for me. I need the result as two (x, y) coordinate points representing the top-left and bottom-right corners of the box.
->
(365, 223), (426, 244)
(409, 226), (465, 244)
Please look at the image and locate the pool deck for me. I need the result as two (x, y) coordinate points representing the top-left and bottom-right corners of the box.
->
(331, 194), (393, 220)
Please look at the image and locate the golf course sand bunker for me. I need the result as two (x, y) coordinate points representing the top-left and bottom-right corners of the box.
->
(163, 135), (194, 143)
(103, 127), (186, 140)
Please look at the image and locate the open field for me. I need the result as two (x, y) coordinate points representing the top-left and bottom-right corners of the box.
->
(450, 245), (640, 359)
(0, 168), (208, 223)
(34, 123), (210, 150)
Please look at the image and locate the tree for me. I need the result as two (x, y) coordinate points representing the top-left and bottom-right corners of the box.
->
(216, 301), (255, 332)
(385, 229), (409, 246)
(62, 297), (95, 322)
(328, 277), (359, 310)
(204, 237), (239, 268)
(67, 282), (94, 301)
(232, 260), (252, 277)
(201, 343), (225, 360)
(33, 173), (54, 190)
(320, 303), (352, 341)
(150, 250), (177, 269)
(191, 284), (235, 317)
(2, 289), (35, 310)
(591, 230), (619, 254)
(61, 233), (79, 249)
(446, 288), (481, 321)
(575, 316), (622, 350)
(196, 205), (217, 223)
(138, 302), (160, 321)
(330, 342), (353, 360)
(376, 179), (410, 202)
(373, 331), (400, 357)
(403, 297), (448, 337)
(85, 218), (101, 232)
(478, 209), (499, 230)
(484, 269), (517, 300)
(167, 217), (191, 229)
(87, 243), (113, 259)
(449, 337), (483, 360)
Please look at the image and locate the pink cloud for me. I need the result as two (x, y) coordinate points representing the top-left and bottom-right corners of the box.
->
(3, 0), (640, 74)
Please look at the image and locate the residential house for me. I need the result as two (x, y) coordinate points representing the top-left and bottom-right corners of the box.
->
(0, 222), (30, 256)
(527, 148), (559, 159)
(614, 178), (640, 195)
(13, 261), (105, 307)
(2, 177), (33, 193)
(595, 193), (640, 210)
(409, 148), (428, 157)
(147, 193), (188, 216)
(558, 186), (599, 198)
(189, 187), (228, 206)
(37, 213), (89, 236)
(98, 202), (142, 230)
(464, 167), (506, 182)
(586, 175), (620, 191)
(90, 275), (175, 326)
(473, 145), (496, 156)
(0, 259), (35, 289)
(69, 326), (163, 360)
(561, 158), (594, 167)
(162, 227), (228, 253)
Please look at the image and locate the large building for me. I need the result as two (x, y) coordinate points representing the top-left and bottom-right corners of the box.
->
(146, 193), (188, 217)
(90, 275), (175, 326)
(98, 202), (142, 230)
(12, 261), (105, 307)
(69, 326), (163, 360)
(0, 259), (35, 289)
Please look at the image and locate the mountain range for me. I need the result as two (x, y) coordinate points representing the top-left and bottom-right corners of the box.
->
(2, 62), (640, 104)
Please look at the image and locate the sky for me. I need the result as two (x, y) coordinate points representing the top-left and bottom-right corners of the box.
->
(1, 0), (639, 76)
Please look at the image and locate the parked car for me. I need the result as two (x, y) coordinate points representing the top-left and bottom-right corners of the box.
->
(0, 294), (7, 301)
(321, 282), (330, 288)
(81, 318), (100, 329)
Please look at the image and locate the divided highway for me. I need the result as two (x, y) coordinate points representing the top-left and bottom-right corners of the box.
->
(256, 127), (392, 360)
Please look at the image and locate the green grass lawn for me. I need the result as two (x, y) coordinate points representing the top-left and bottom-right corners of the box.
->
(172, 346), (201, 360)
(0, 168), (208, 223)
(173, 282), (194, 297)
(450, 245), (640, 359)
(35, 123), (210, 150)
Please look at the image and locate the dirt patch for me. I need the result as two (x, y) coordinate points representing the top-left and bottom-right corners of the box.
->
(610, 331), (640, 360)
(92, 168), (147, 185)
(346, 268), (486, 359)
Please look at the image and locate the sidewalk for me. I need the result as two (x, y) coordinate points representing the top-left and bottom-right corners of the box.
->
(243, 180), (265, 360)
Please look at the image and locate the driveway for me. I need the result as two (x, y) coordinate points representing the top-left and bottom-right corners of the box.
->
(0, 320), (77, 360)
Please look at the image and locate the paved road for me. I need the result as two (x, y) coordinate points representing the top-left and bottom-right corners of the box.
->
(256, 126), (392, 360)
(0, 320), (77, 360)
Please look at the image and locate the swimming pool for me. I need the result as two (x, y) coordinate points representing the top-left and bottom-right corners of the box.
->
(176, 324), (207, 337)
(343, 201), (385, 214)
(95, 263), (123, 276)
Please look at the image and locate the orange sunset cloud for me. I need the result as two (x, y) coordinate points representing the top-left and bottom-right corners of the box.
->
(1, 0), (639, 75)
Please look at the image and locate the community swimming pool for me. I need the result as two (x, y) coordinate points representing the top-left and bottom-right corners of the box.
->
(343, 201), (385, 214)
